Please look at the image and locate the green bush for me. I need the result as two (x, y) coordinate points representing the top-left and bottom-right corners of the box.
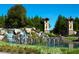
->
(61, 48), (79, 54)
(65, 34), (76, 37)
(45, 33), (56, 37)
(65, 37), (77, 40)
(30, 32), (44, 45)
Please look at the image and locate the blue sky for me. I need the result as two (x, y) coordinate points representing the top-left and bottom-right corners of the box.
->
(0, 4), (79, 30)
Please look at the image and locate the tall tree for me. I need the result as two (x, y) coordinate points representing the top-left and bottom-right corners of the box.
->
(32, 16), (44, 31)
(0, 15), (5, 27)
(74, 17), (79, 31)
(5, 4), (27, 28)
(26, 16), (44, 31)
(53, 15), (67, 35)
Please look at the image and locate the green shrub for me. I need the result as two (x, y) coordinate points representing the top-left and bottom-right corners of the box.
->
(64, 34), (78, 37)
(60, 48), (79, 54)
(65, 37), (77, 41)
(45, 33), (56, 37)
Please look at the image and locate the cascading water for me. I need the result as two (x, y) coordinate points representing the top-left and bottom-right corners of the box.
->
(5, 30), (15, 43)
(5, 29), (28, 44)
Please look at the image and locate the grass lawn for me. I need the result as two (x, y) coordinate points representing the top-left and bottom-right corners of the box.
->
(0, 41), (79, 54)
(65, 37), (78, 41)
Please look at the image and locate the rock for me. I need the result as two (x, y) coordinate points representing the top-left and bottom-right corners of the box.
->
(0, 29), (6, 35)
(14, 29), (22, 34)
(0, 35), (4, 40)
(25, 28), (32, 33)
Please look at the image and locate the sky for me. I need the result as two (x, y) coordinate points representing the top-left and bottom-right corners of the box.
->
(0, 4), (79, 30)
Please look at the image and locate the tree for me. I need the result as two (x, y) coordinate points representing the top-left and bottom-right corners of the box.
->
(26, 17), (34, 27)
(32, 16), (44, 31)
(53, 15), (67, 35)
(0, 15), (5, 27)
(5, 4), (27, 28)
(26, 16), (44, 31)
(74, 17), (79, 31)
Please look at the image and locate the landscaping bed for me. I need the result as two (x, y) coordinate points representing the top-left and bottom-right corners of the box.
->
(0, 41), (40, 54)
(0, 41), (79, 54)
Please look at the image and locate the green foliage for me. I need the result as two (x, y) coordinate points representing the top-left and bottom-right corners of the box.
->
(65, 37), (77, 40)
(7, 4), (26, 19)
(31, 32), (38, 40)
(53, 15), (79, 36)
(5, 4), (27, 28)
(73, 17), (79, 31)
(0, 41), (40, 54)
(53, 15), (67, 35)
(0, 5), (44, 31)
(30, 32), (44, 45)
(1, 41), (79, 54)
(65, 34), (76, 37)
(0, 16), (5, 27)
(45, 33), (56, 37)
(61, 48), (79, 54)
(0, 41), (63, 54)
(32, 16), (44, 31)
(26, 16), (44, 31)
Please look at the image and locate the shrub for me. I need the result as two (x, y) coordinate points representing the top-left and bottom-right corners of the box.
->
(65, 37), (77, 41)
(45, 33), (56, 37)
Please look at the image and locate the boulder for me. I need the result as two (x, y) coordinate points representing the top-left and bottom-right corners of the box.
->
(25, 28), (32, 33)
(14, 29), (22, 34)
(0, 29), (6, 35)
(0, 35), (4, 40)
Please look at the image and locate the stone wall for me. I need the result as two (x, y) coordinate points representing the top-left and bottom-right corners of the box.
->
(68, 30), (74, 35)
